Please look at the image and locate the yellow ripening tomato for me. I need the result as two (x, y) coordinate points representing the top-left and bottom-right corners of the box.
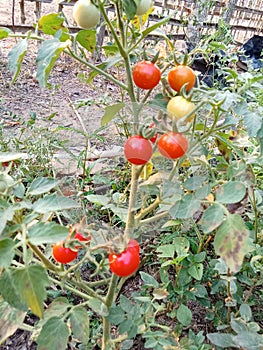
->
(167, 96), (196, 121)
(136, 0), (153, 16)
(73, 0), (100, 29)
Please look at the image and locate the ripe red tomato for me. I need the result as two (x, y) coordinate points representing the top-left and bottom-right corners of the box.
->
(132, 61), (161, 90)
(74, 232), (91, 249)
(52, 242), (78, 264)
(109, 244), (140, 277)
(167, 65), (196, 92)
(124, 135), (152, 165)
(158, 132), (188, 159)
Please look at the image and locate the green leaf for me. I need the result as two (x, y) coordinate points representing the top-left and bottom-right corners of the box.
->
(215, 181), (246, 204)
(0, 27), (12, 40)
(169, 194), (201, 219)
(0, 207), (15, 236)
(201, 204), (225, 233)
(177, 304), (192, 327)
(101, 103), (125, 126)
(119, 295), (133, 313)
(0, 269), (27, 311)
(214, 214), (251, 273)
(69, 306), (90, 344)
(36, 37), (70, 88)
(13, 265), (50, 318)
(32, 193), (80, 213)
(108, 305), (125, 325)
(43, 297), (69, 321)
(8, 38), (28, 84)
(28, 222), (69, 245)
(28, 177), (60, 196)
(207, 333), (236, 348)
(174, 237), (190, 257)
(104, 204), (128, 222)
(243, 112), (262, 138)
(37, 317), (70, 350)
(0, 239), (15, 268)
(234, 332), (263, 350)
(142, 16), (171, 37)
(87, 54), (122, 83)
(139, 271), (159, 287)
(38, 13), (69, 42)
(0, 298), (26, 345)
(156, 244), (175, 259)
(183, 176), (207, 191)
(87, 298), (108, 317)
(122, 0), (137, 19)
(76, 29), (96, 51)
(85, 194), (110, 206)
(188, 263), (203, 280)
(239, 303), (252, 322)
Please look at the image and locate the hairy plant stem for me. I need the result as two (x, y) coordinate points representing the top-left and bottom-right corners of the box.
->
(101, 274), (119, 350)
(124, 165), (142, 241)
(27, 241), (59, 272)
(227, 268), (232, 326)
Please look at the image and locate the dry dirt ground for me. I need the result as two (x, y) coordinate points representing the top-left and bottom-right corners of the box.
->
(1, 0), (124, 177)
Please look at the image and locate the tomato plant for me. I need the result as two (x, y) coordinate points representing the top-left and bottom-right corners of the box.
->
(167, 65), (196, 92)
(158, 132), (189, 159)
(167, 95), (196, 121)
(124, 135), (153, 165)
(132, 61), (161, 89)
(73, 0), (100, 29)
(52, 242), (78, 264)
(109, 241), (140, 277)
(136, 0), (152, 15)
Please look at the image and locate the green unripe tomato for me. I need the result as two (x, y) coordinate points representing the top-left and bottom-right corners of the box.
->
(136, 0), (152, 16)
(73, 0), (100, 29)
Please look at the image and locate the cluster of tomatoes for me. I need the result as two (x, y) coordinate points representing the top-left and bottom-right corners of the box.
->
(125, 61), (196, 165)
(52, 232), (140, 278)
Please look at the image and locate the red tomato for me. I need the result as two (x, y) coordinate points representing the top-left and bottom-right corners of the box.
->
(132, 61), (161, 90)
(158, 132), (188, 159)
(74, 232), (91, 249)
(52, 242), (78, 264)
(128, 239), (140, 253)
(167, 65), (196, 92)
(109, 244), (140, 277)
(124, 136), (152, 165)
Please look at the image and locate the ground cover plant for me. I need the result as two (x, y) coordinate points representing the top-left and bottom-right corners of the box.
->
(0, 0), (263, 349)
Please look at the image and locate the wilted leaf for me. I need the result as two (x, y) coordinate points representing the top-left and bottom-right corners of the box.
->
(69, 306), (90, 344)
(0, 298), (26, 345)
(37, 317), (69, 350)
(76, 29), (96, 51)
(214, 214), (251, 273)
(201, 203), (225, 233)
(38, 13), (69, 41)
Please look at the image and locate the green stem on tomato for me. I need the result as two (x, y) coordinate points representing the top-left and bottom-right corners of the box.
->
(101, 273), (119, 350)
(124, 165), (142, 242)
(27, 241), (59, 272)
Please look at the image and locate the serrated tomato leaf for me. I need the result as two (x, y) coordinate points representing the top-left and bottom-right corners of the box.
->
(32, 193), (80, 213)
(37, 317), (70, 350)
(0, 239), (15, 268)
(28, 222), (69, 245)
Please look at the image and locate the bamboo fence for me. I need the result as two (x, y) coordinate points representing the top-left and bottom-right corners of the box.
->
(2, 0), (263, 44)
